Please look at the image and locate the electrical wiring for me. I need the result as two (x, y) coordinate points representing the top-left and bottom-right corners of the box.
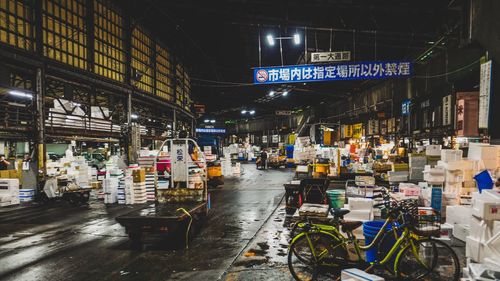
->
(413, 58), (480, 79)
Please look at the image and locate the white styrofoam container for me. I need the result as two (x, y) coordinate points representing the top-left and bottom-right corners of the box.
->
(426, 144), (442, 156)
(348, 198), (373, 210)
(341, 268), (384, 281)
(466, 236), (485, 262)
(453, 223), (470, 242)
(441, 149), (463, 163)
(471, 196), (500, 221)
(446, 205), (472, 225)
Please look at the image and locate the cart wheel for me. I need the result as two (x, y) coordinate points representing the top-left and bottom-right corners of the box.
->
(68, 194), (79, 205)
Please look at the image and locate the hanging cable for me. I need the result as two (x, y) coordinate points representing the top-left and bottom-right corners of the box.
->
(413, 59), (480, 79)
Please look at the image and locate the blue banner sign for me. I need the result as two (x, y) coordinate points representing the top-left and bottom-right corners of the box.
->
(253, 61), (412, 84)
(195, 128), (226, 134)
(402, 100), (411, 116)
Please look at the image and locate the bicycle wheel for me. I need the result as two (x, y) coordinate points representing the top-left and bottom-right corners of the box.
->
(395, 238), (460, 281)
(377, 229), (403, 274)
(288, 232), (347, 281)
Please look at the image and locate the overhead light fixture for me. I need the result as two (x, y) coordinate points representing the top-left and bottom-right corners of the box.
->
(204, 119), (210, 123)
(167, 124), (172, 128)
(241, 110), (247, 114)
(131, 113), (138, 119)
(293, 33), (300, 45)
(249, 110), (255, 115)
(9, 90), (32, 99)
(282, 91), (288, 96)
(266, 34), (275, 46)
(73, 102), (81, 107)
(210, 119), (216, 123)
(269, 91), (275, 97)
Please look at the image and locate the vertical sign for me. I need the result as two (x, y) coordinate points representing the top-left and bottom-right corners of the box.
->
(456, 99), (465, 137)
(272, 135), (279, 143)
(262, 135), (268, 143)
(172, 142), (188, 182)
(352, 123), (363, 139)
(479, 60), (492, 128)
(442, 95), (452, 126)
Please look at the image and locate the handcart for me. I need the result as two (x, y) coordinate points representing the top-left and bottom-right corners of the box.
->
(116, 138), (209, 249)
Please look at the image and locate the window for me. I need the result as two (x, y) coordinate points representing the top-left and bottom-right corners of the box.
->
(42, 0), (87, 69)
(0, 0), (35, 51)
(131, 26), (153, 94)
(155, 44), (173, 101)
(94, 0), (125, 82)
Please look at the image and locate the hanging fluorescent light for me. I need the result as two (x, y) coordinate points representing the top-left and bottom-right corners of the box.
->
(293, 33), (300, 45)
(131, 113), (138, 119)
(249, 110), (255, 115)
(241, 110), (247, 114)
(73, 102), (81, 107)
(204, 119), (210, 123)
(282, 91), (288, 96)
(210, 119), (216, 123)
(269, 91), (275, 96)
(9, 90), (32, 99)
(266, 34), (275, 46)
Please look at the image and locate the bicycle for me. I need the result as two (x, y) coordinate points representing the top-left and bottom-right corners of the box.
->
(287, 195), (460, 281)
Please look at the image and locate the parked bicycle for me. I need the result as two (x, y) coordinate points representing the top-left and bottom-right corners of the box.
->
(287, 189), (460, 281)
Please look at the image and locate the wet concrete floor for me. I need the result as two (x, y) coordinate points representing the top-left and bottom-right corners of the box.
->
(0, 164), (292, 281)
(0, 163), (466, 281)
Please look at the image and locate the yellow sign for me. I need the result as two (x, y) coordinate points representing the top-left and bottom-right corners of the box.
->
(343, 125), (352, 138)
(352, 123), (363, 139)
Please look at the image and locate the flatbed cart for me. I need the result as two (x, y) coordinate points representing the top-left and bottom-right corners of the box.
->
(116, 138), (209, 249)
(38, 177), (92, 205)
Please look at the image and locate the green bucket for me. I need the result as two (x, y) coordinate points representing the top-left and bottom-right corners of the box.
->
(326, 190), (345, 209)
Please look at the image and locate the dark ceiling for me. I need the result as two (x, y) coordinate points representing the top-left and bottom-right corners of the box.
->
(120, 0), (463, 120)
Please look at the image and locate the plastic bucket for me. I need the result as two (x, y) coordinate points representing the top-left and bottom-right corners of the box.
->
(363, 221), (398, 262)
(327, 190), (345, 209)
(474, 170), (494, 193)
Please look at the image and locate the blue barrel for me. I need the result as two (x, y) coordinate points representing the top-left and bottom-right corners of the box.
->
(363, 221), (397, 262)
(474, 170), (494, 193)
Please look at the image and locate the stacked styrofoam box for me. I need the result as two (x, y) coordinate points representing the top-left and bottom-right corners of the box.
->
(341, 268), (384, 281)
(0, 179), (20, 207)
(103, 177), (119, 204)
(345, 197), (374, 221)
(387, 171), (408, 182)
(130, 182), (147, 204)
(468, 143), (499, 172)
(145, 173), (155, 202)
(425, 144), (442, 156)
(423, 166), (445, 184)
(446, 205), (472, 242)
(440, 149), (463, 163)
(466, 190), (500, 264)
(399, 183), (421, 196)
(409, 154), (426, 181)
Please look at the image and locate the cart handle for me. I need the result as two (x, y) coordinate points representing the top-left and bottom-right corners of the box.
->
(177, 208), (193, 249)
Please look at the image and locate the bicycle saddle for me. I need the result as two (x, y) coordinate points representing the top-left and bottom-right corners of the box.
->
(330, 208), (350, 218)
(341, 221), (363, 232)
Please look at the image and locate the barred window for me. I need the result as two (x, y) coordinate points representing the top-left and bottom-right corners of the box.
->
(131, 26), (153, 94)
(42, 0), (87, 69)
(155, 44), (173, 101)
(94, 0), (125, 82)
(0, 0), (35, 51)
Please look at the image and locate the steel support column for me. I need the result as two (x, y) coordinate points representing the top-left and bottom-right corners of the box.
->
(35, 67), (45, 187)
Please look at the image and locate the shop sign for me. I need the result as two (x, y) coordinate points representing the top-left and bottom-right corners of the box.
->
(311, 51), (350, 63)
(275, 110), (292, 116)
(342, 125), (353, 138)
(442, 95), (452, 126)
(194, 104), (205, 115)
(380, 120), (387, 135)
(420, 99), (430, 109)
(262, 135), (268, 143)
(195, 128), (226, 134)
(456, 99), (465, 137)
(272, 135), (279, 143)
(172, 142), (188, 182)
(401, 100), (411, 116)
(253, 61), (412, 84)
(367, 119), (379, 135)
(352, 123), (363, 139)
(387, 118), (396, 133)
(479, 60), (492, 128)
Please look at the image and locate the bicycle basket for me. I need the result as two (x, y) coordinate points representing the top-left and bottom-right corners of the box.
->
(402, 199), (441, 237)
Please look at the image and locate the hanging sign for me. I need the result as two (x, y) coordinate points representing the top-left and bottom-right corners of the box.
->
(401, 100), (411, 116)
(275, 110), (292, 116)
(262, 135), (268, 143)
(253, 61), (412, 84)
(195, 128), (226, 134)
(272, 135), (279, 143)
(311, 51), (351, 63)
(442, 95), (452, 126)
(479, 60), (492, 128)
(352, 123), (363, 139)
(456, 99), (465, 137)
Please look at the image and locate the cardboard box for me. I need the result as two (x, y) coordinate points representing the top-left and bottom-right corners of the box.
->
(132, 168), (146, 183)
